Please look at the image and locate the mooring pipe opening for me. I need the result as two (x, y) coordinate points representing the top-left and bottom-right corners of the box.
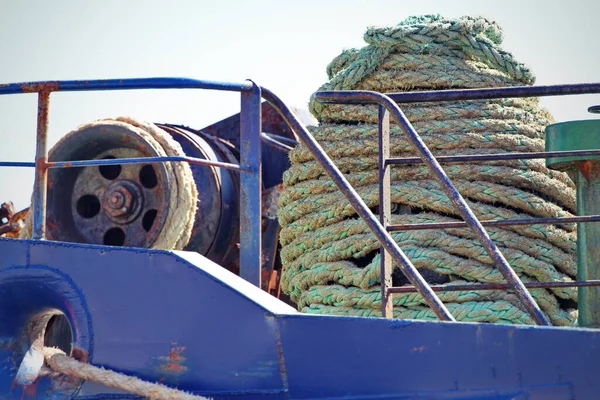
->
(15, 310), (73, 386)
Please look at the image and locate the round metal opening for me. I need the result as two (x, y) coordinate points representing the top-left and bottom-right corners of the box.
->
(43, 313), (73, 355)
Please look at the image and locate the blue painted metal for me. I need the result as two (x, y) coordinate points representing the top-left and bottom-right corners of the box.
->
(239, 82), (262, 287)
(0, 161), (36, 167)
(46, 155), (242, 171)
(2, 77), (600, 399)
(386, 82), (600, 103)
(0, 238), (599, 399)
(388, 149), (600, 165)
(313, 90), (551, 326)
(0, 77), (254, 94)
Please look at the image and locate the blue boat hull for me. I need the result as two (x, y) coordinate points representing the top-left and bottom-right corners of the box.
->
(0, 238), (598, 399)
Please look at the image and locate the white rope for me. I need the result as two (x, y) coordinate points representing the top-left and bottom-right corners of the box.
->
(43, 347), (211, 400)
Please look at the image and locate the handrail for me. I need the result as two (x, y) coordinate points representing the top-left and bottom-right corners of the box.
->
(261, 87), (456, 322)
(0, 77), (263, 288)
(387, 82), (600, 103)
(0, 78), (254, 94)
(313, 90), (552, 326)
(2, 78), (600, 325)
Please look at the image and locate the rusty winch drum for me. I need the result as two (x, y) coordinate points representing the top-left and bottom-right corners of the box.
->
(46, 123), (240, 272)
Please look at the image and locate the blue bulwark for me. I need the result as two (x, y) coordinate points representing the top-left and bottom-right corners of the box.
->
(0, 237), (598, 399)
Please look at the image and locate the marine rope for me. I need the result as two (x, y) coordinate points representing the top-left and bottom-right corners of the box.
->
(42, 347), (210, 400)
(278, 15), (578, 325)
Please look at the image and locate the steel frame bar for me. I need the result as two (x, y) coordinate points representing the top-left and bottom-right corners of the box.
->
(378, 105), (393, 318)
(32, 91), (50, 240)
(387, 149), (600, 165)
(388, 280), (600, 293)
(44, 156), (242, 171)
(387, 215), (600, 231)
(387, 82), (600, 103)
(262, 87), (455, 321)
(239, 82), (262, 286)
(313, 90), (551, 325)
(0, 78), (254, 95)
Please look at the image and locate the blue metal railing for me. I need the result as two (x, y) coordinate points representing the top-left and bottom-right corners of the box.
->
(2, 78), (600, 325)
(313, 83), (600, 326)
(0, 78), (263, 287)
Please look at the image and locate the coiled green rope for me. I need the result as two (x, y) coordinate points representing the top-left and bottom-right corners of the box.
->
(279, 15), (578, 325)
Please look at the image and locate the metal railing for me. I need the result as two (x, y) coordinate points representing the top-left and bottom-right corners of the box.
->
(314, 83), (600, 326)
(0, 78), (264, 287)
(2, 78), (600, 326)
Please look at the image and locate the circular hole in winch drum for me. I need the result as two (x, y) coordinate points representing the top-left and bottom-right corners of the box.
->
(44, 314), (73, 355)
(98, 155), (122, 180)
(139, 164), (158, 189)
(142, 209), (157, 232)
(104, 227), (126, 246)
(76, 194), (101, 218)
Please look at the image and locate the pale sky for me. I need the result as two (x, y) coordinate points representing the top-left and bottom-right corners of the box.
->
(1, 0), (599, 209)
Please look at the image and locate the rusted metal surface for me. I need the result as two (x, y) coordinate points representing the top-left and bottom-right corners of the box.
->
(239, 83), (262, 287)
(32, 90), (51, 240)
(378, 106), (393, 319)
(0, 202), (27, 237)
(157, 343), (188, 375)
(159, 124), (242, 273)
(261, 185), (284, 298)
(0, 201), (15, 225)
(19, 81), (60, 94)
(45, 126), (171, 248)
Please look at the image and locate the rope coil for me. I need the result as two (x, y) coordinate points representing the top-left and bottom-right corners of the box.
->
(279, 15), (578, 325)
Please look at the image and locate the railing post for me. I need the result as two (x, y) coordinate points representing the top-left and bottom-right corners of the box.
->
(32, 90), (51, 240)
(378, 105), (393, 318)
(239, 82), (262, 287)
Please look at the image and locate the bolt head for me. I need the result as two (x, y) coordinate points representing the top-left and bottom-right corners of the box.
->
(103, 183), (137, 218)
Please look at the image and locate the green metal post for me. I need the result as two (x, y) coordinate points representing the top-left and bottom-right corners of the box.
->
(546, 120), (600, 327)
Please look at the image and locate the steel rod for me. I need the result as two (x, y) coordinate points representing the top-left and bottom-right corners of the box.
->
(239, 82), (262, 287)
(378, 105), (393, 318)
(387, 215), (600, 231)
(0, 78), (254, 95)
(0, 161), (36, 168)
(261, 132), (294, 152)
(262, 87), (456, 322)
(314, 90), (551, 326)
(45, 156), (242, 171)
(387, 149), (600, 165)
(388, 280), (600, 293)
(386, 82), (600, 103)
(32, 90), (50, 240)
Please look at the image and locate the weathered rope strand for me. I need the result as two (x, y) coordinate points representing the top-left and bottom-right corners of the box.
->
(43, 347), (210, 400)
